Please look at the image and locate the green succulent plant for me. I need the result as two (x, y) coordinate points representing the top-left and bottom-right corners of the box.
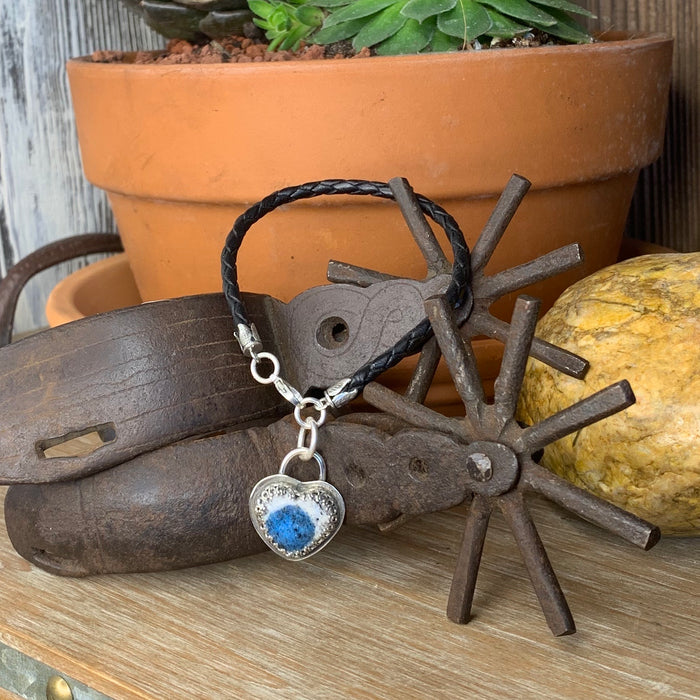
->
(312, 0), (595, 54)
(121, 0), (594, 53)
(248, 0), (324, 50)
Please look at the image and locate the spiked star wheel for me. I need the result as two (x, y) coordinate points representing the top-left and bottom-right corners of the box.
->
(363, 293), (660, 636)
(327, 174), (590, 405)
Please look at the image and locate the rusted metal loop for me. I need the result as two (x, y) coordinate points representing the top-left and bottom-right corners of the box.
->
(0, 233), (123, 347)
(279, 448), (326, 480)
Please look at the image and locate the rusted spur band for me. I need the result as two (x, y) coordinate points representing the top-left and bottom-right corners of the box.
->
(5, 414), (477, 576)
(0, 234), (290, 484)
(0, 292), (290, 484)
(0, 233), (124, 347)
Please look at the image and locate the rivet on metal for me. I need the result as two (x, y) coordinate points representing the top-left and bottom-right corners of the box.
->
(466, 453), (492, 482)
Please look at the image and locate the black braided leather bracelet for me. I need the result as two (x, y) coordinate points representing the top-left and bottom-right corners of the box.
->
(222, 178), (472, 404)
(222, 179), (472, 560)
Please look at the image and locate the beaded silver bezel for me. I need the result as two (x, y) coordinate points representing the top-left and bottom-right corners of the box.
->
(249, 474), (345, 561)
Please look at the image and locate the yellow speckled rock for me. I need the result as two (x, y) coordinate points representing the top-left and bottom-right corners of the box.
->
(517, 253), (700, 535)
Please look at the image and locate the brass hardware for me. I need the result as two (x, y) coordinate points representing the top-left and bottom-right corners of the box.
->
(46, 675), (73, 700)
(0, 640), (110, 699)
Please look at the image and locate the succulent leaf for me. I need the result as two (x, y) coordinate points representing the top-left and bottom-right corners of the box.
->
(401, 0), (457, 24)
(312, 17), (367, 43)
(429, 28), (465, 51)
(322, 0), (401, 28)
(279, 22), (309, 47)
(376, 16), (435, 54)
(531, 0), (595, 17)
(479, 0), (557, 27)
(529, 6), (592, 42)
(248, 0), (274, 18)
(437, 0), (493, 43)
(483, 7), (531, 38)
(296, 4), (325, 25)
(352, 0), (410, 50)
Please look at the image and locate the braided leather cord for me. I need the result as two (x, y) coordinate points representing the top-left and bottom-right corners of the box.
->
(221, 179), (472, 394)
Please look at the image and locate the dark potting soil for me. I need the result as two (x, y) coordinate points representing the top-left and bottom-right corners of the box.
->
(90, 37), (371, 64)
(89, 30), (563, 65)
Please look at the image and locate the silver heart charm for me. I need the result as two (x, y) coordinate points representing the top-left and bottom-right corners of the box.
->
(249, 451), (345, 560)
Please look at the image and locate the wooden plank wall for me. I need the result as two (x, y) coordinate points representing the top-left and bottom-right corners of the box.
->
(0, 1), (162, 335)
(0, 1), (698, 335)
(583, 0), (700, 254)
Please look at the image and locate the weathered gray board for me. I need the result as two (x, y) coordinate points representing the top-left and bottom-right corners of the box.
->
(0, 1), (162, 336)
(583, 0), (700, 255)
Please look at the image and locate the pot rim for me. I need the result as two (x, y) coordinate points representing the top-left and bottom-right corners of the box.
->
(66, 28), (673, 202)
(67, 30), (672, 72)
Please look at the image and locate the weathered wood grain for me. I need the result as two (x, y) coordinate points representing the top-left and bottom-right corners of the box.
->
(0, 488), (697, 699)
(584, 0), (700, 253)
(0, 1), (162, 335)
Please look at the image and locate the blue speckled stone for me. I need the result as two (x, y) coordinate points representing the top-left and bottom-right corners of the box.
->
(265, 504), (315, 552)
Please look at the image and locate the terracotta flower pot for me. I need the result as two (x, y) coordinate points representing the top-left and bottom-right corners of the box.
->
(67, 32), (673, 320)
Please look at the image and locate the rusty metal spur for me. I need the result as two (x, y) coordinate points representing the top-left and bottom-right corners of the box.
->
(0, 175), (592, 574)
(0, 175), (659, 638)
(322, 175), (660, 635)
(362, 294), (659, 636)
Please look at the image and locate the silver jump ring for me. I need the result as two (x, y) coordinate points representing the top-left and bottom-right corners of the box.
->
(293, 397), (327, 429)
(279, 448), (326, 481)
(250, 352), (280, 384)
(296, 422), (318, 461)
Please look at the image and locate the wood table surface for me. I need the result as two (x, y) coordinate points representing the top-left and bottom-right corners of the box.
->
(0, 484), (697, 699)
